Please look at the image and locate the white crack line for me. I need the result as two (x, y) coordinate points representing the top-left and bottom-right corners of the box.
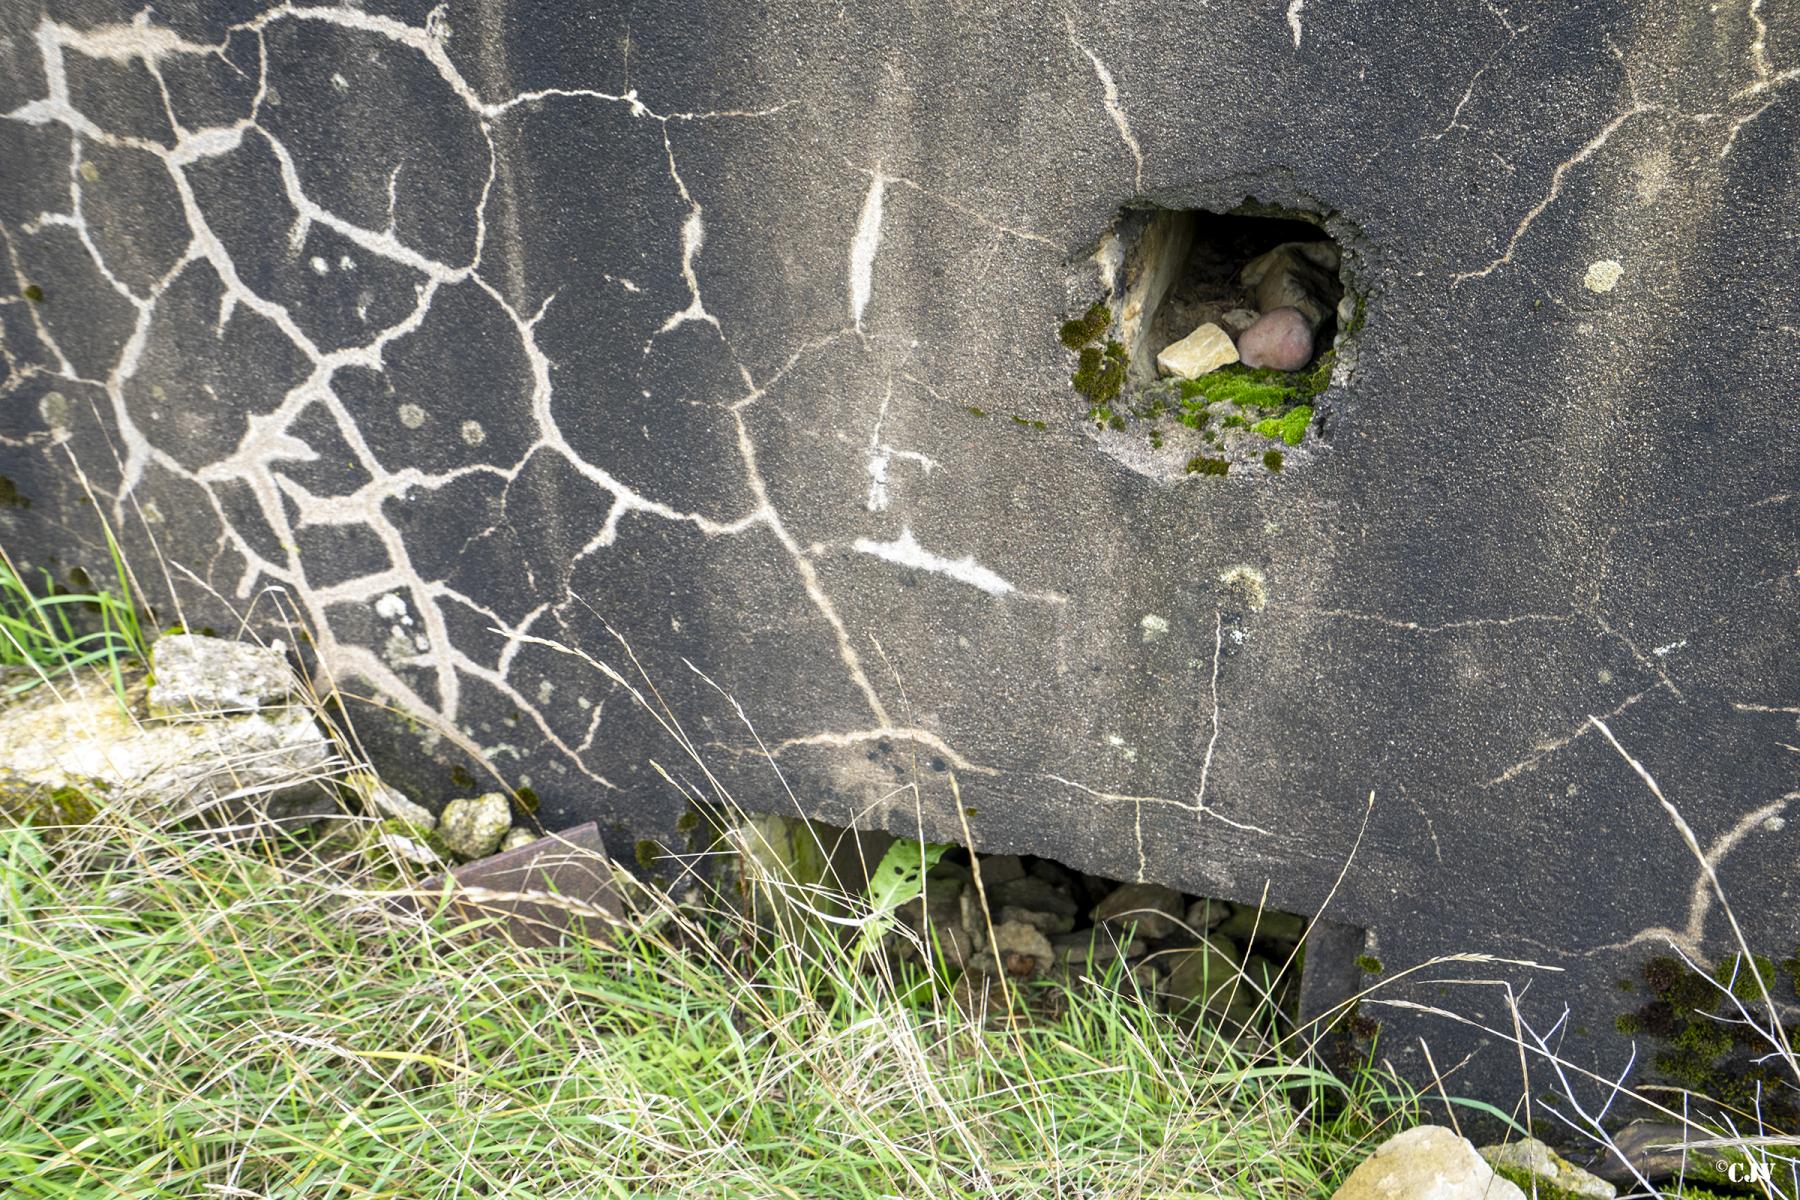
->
(863, 376), (938, 512)
(6, 8), (901, 797)
(1451, 101), (1654, 286)
(1065, 19), (1145, 193)
(735, 727), (997, 775)
(1481, 684), (1670, 788)
(848, 169), (886, 332)
(851, 526), (1051, 600)
(1585, 722), (1793, 963)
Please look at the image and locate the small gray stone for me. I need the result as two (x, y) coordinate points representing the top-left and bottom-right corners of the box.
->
(1185, 898), (1231, 931)
(1027, 858), (1075, 889)
(375, 829), (442, 867)
(1160, 934), (1242, 1012)
(1479, 1139), (1614, 1200)
(1053, 929), (1143, 967)
(439, 791), (512, 860)
(998, 905), (1075, 935)
(1237, 307), (1314, 371)
(960, 887), (989, 952)
(1217, 905), (1306, 944)
(148, 634), (298, 718)
(1330, 1127), (1524, 1200)
(1221, 307), (1260, 336)
(1094, 882), (1184, 940)
(991, 874), (1079, 916)
(990, 919), (1054, 975)
(977, 853), (1025, 886)
(346, 771), (436, 832)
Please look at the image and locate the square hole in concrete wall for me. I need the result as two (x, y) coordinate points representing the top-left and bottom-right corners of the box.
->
(1062, 203), (1360, 481)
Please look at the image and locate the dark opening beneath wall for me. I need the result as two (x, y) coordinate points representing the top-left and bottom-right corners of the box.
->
(1062, 203), (1359, 480)
(731, 814), (1371, 1050)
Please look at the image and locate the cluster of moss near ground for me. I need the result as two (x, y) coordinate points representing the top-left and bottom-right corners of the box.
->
(1058, 301), (1337, 477)
(1615, 949), (1800, 1132)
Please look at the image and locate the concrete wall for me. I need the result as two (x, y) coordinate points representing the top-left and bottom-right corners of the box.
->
(3, 0), (1797, 1120)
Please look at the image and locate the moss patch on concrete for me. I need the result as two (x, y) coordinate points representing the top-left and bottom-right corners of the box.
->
(1615, 950), (1800, 1128)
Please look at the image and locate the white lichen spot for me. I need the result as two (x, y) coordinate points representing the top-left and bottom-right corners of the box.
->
(1583, 259), (1623, 293)
(1597, 668), (1614, 684)
(1286, 0), (1305, 47)
(537, 679), (555, 703)
(38, 391), (70, 433)
(1652, 639), (1686, 657)
(1139, 614), (1170, 642)
(1765, 815), (1787, 832)
(339, 254), (356, 271)
(1105, 734), (1138, 762)
(310, 255), (330, 274)
(1219, 564), (1267, 612)
(460, 419), (486, 447)
(374, 593), (410, 623)
(79, 160), (99, 183)
(397, 403), (426, 429)
(331, 72), (349, 91)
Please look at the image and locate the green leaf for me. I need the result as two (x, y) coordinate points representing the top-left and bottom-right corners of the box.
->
(866, 838), (952, 914)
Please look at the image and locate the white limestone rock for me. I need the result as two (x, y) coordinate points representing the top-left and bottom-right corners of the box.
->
(1155, 322), (1239, 379)
(1479, 1138), (1614, 1200)
(0, 669), (333, 827)
(1331, 1127), (1526, 1200)
(500, 826), (538, 852)
(440, 791), (512, 860)
(148, 634), (298, 718)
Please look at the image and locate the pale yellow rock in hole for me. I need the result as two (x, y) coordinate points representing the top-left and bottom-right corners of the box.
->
(1156, 322), (1239, 379)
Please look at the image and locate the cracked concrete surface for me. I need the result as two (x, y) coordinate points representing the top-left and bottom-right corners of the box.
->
(1, 0), (1797, 1120)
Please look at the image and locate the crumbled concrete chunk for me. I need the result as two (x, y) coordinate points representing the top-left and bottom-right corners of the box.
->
(1239, 240), (1342, 329)
(1156, 321), (1239, 378)
(345, 771), (436, 832)
(148, 634), (298, 718)
(440, 791), (512, 860)
(1479, 1138), (1614, 1200)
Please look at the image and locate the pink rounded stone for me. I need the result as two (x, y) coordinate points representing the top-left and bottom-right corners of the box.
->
(1236, 307), (1314, 371)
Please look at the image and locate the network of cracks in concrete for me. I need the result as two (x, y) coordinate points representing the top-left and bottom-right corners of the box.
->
(1066, 204), (1360, 483)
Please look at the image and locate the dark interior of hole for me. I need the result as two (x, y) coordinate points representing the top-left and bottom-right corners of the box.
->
(895, 843), (1340, 1035)
(732, 814), (1369, 1050)
(1147, 209), (1344, 365)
